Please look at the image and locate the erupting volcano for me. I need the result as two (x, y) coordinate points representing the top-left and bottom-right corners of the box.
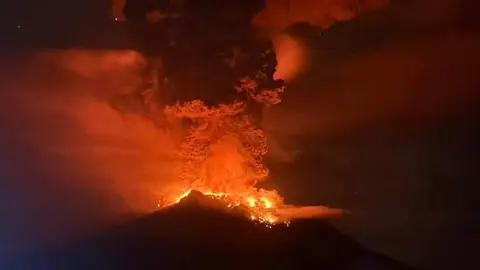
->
(154, 78), (342, 225)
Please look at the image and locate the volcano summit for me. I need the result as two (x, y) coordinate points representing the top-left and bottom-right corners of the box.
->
(8, 191), (416, 270)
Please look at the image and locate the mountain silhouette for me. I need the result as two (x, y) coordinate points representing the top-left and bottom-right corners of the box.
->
(7, 191), (417, 270)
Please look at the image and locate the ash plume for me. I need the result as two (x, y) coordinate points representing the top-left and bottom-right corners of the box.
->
(261, 0), (389, 83)
(0, 50), (182, 252)
(253, 0), (390, 34)
(256, 0), (390, 163)
(263, 0), (480, 142)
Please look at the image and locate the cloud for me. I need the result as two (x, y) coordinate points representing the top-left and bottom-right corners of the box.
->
(262, 0), (390, 83)
(253, 0), (390, 34)
(0, 50), (182, 251)
(263, 1), (480, 139)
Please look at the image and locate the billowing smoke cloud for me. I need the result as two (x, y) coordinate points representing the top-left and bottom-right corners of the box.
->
(256, 0), (391, 157)
(253, 0), (390, 34)
(265, 34), (480, 138)
(0, 50), (183, 252)
(262, 3), (478, 269)
(263, 0), (480, 149)
(260, 0), (390, 81)
(110, 0), (389, 28)
(271, 33), (309, 82)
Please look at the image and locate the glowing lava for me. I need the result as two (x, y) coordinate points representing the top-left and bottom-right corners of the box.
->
(156, 75), (342, 226)
(157, 95), (343, 226)
(171, 189), (282, 226)
(158, 77), (288, 225)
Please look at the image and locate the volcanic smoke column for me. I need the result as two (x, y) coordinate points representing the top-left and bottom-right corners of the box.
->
(146, 0), (388, 220)
(163, 93), (345, 223)
(163, 76), (285, 202)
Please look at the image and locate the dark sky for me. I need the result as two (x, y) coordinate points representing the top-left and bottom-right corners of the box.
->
(0, 1), (479, 270)
(264, 1), (480, 269)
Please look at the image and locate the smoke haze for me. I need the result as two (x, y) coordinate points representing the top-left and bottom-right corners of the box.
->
(263, 0), (480, 144)
(261, 3), (479, 267)
(265, 0), (390, 86)
(264, 34), (480, 139)
(0, 50), (183, 252)
(253, 0), (390, 34)
(1, 1), (478, 269)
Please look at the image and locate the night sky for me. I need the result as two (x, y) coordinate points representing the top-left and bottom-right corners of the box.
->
(1, 1), (479, 270)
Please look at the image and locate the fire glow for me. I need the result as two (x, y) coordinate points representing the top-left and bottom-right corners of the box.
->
(155, 82), (343, 226)
(172, 189), (282, 226)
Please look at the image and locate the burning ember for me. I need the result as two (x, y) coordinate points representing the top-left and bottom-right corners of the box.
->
(156, 78), (343, 226)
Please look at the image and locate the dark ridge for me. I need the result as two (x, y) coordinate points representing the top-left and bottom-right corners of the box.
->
(6, 192), (417, 270)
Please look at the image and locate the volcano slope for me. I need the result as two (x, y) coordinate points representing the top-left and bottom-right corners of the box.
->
(9, 191), (416, 270)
